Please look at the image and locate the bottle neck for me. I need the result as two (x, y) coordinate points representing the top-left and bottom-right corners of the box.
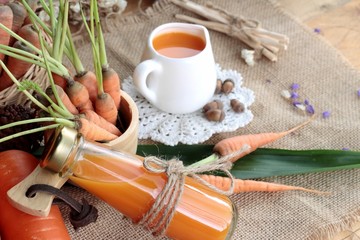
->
(40, 126), (83, 177)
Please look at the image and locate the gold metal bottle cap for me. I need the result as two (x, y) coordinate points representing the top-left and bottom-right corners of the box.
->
(40, 126), (81, 174)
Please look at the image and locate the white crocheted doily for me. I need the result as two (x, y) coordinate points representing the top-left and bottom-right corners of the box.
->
(123, 64), (255, 146)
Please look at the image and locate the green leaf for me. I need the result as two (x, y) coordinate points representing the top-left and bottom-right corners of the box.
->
(136, 145), (360, 179)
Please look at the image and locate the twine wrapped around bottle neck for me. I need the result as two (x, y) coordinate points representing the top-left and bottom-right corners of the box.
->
(138, 145), (250, 236)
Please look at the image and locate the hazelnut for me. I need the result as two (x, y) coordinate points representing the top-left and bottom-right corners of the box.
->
(205, 109), (225, 122)
(214, 79), (222, 94)
(230, 99), (245, 113)
(221, 79), (235, 94)
(202, 100), (223, 112)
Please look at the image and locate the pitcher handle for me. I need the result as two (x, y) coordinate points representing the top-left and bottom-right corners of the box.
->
(133, 59), (161, 104)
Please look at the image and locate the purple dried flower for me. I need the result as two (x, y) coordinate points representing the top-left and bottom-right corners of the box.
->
(322, 111), (330, 118)
(342, 147), (350, 151)
(304, 99), (310, 105)
(292, 101), (301, 106)
(290, 91), (299, 99)
(357, 89), (360, 97)
(290, 83), (300, 90)
(314, 28), (321, 34)
(306, 104), (315, 114)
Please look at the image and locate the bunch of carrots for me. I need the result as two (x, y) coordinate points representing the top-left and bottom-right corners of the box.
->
(0, 1), (323, 197)
(0, 0), (123, 143)
(0, 0), (39, 91)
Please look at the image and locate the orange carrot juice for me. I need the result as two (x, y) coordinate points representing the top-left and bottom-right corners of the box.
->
(69, 152), (236, 240)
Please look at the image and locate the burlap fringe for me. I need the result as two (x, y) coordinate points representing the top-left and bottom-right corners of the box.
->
(306, 209), (360, 240)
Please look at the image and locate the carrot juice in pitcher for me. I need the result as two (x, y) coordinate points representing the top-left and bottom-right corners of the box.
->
(40, 127), (238, 240)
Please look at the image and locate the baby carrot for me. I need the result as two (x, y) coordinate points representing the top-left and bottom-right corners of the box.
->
(46, 85), (79, 115)
(0, 5), (13, 73)
(0, 40), (33, 91)
(80, 109), (122, 136)
(213, 117), (313, 162)
(17, 24), (41, 49)
(66, 80), (94, 112)
(8, 1), (27, 45)
(102, 67), (121, 109)
(95, 92), (118, 125)
(51, 72), (67, 89)
(74, 70), (98, 104)
(199, 174), (325, 194)
(76, 117), (118, 142)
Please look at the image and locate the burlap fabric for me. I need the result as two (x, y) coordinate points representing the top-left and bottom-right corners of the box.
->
(61, 0), (360, 239)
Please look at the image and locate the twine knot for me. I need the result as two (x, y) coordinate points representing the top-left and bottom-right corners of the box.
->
(138, 145), (250, 237)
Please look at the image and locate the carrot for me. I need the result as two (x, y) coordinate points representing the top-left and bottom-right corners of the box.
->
(199, 174), (326, 194)
(17, 24), (41, 49)
(95, 92), (118, 125)
(77, 117), (118, 142)
(46, 85), (79, 115)
(8, 1), (27, 45)
(52, 72), (67, 89)
(74, 70), (98, 104)
(0, 5), (13, 73)
(80, 109), (122, 136)
(0, 40), (33, 91)
(65, 79), (94, 112)
(102, 67), (121, 109)
(0, 150), (71, 240)
(213, 117), (314, 162)
(22, 0), (39, 25)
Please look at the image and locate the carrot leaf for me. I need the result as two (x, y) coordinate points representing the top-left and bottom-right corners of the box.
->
(134, 145), (360, 179)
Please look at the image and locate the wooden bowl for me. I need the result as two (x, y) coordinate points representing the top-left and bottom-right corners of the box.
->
(105, 90), (139, 154)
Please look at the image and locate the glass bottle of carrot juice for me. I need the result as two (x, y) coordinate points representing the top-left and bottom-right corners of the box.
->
(40, 127), (238, 240)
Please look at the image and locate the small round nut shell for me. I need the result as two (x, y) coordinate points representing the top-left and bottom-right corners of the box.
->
(230, 99), (245, 113)
(221, 79), (235, 94)
(203, 101), (217, 112)
(202, 100), (224, 112)
(205, 109), (225, 122)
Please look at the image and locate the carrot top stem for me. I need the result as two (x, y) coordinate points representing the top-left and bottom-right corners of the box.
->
(188, 145), (251, 168)
(0, 117), (74, 131)
(92, 0), (108, 69)
(0, 124), (60, 144)
(80, 0), (104, 94)
(19, 81), (73, 119)
(0, 23), (69, 77)
(37, 29), (73, 118)
(0, 116), (75, 145)
(0, 46), (63, 76)
(188, 153), (219, 168)
(45, 0), (56, 34)
(0, 22), (41, 54)
(66, 26), (84, 73)
(21, 0), (52, 36)
(0, 61), (48, 112)
(49, 0), (69, 61)
(24, 0), (85, 74)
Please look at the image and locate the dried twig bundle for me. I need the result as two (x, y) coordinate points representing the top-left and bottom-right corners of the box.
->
(171, 0), (289, 61)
